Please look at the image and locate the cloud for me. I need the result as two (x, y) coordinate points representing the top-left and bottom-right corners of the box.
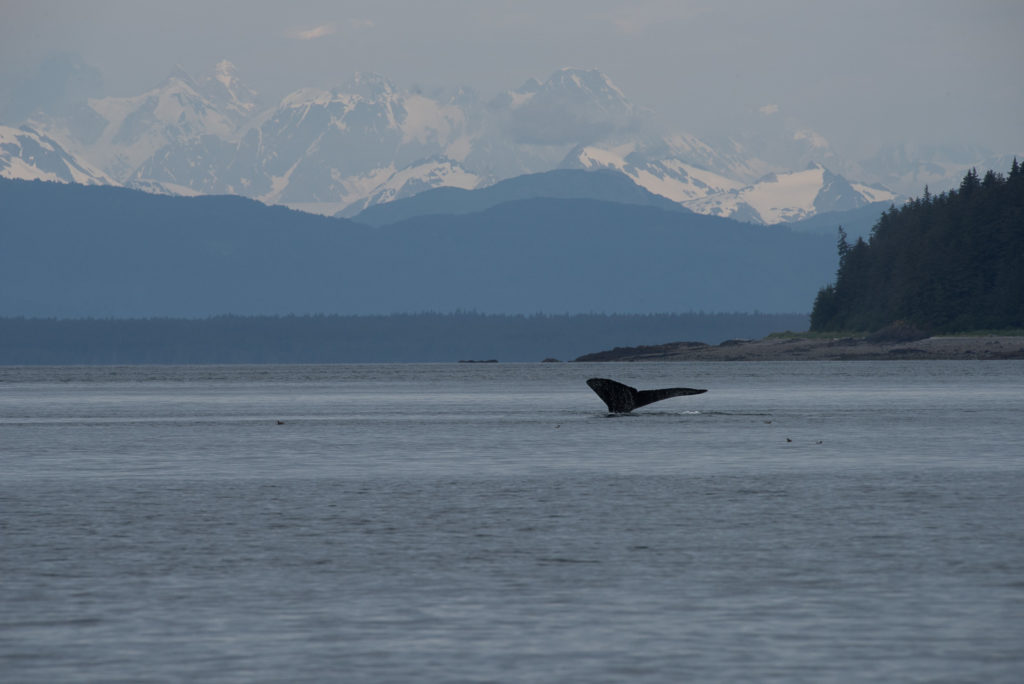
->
(759, 104), (779, 116)
(289, 24), (336, 41)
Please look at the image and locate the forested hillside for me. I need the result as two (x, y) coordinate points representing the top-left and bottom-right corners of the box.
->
(810, 162), (1024, 332)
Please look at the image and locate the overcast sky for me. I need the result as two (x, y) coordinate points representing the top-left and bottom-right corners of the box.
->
(1, 0), (1021, 157)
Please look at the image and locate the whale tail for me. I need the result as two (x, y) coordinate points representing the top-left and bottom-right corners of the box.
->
(586, 378), (706, 413)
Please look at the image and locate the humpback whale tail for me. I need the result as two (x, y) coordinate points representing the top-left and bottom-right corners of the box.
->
(586, 377), (706, 413)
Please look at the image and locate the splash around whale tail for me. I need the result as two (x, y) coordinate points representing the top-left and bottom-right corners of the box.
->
(586, 378), (706, 413)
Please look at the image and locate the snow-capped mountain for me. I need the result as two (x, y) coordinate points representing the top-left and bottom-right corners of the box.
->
(563, 142), (744, 203)
(115, 67), (656, 215)
(28, 65), (242, 182)
(494, 67), (640, 146)
(0, 124), (116, 185)
(115, 71), (485, 214)
(197, 60), (262, 128)
(7, 60), (947, 224)
(682, 163), (897, 225)
(249, 73), (477, 208)
(337, 156), (481, 217)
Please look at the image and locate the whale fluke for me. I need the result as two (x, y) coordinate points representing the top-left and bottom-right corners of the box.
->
(586, 377), (706, 413)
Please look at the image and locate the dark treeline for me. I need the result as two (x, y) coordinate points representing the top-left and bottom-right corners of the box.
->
(0, 312), (808, 364)
(811, 162), (1024, 332)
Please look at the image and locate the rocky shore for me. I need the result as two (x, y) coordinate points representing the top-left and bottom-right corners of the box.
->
(575, 335), (1024, 362)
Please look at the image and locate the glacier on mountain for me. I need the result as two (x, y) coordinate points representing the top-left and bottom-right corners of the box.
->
(5, 59), (1014, 224)
(0, 125), (115, 185)
(682, 163), (897, 224)
(564, 143), (743, 203)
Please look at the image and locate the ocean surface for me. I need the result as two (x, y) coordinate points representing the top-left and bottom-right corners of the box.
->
(1, 361), (1022, 683)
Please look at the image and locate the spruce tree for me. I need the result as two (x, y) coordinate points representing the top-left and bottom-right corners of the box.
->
(810, 162), (1024, 333)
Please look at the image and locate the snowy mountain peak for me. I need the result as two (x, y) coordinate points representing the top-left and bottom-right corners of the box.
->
(505, 68), (631, 110)
(340, 72), (397, 101)
(682, 163), (897, 224)
(563, 143), (744, 204)
(0, 124), (116, 185)
(36, 64), (243, 180)
(496, 68), (638, 146)
(280, 87), (335, 109)
(163, 64), (200, 90)
(201, 60), (261, 123)
(530, 68), (633, 115)
(550, 67), (628, 102)
(279, 73), (400, 110)
(336, 156), (482, 217)
(213, 60), (240, 89)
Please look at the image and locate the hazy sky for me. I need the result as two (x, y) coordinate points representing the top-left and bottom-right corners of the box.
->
(1, 0), (1021, 157)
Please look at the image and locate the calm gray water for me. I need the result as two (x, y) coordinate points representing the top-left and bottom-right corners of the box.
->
(2, 362), (1023, 683)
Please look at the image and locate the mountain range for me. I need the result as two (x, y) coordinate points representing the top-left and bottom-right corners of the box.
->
(5, 58), (1012, 225)
(0, 177), (837, 318)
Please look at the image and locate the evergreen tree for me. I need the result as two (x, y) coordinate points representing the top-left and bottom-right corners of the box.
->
(810, 162), (1024, 333)
(959, 167), (981, 195)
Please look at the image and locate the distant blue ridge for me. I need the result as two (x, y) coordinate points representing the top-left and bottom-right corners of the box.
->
(1, 177), (838, 319)
(347, 168), (688, 225)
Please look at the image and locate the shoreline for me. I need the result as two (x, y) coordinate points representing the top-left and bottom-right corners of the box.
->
(575, 335), (1024, 362)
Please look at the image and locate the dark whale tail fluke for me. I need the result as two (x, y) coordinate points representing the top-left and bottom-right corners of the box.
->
(586, 378), (706, 413)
